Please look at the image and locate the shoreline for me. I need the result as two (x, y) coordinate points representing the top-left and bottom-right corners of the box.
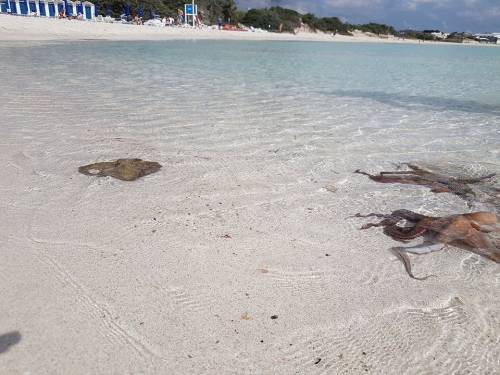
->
(1, 14), (498, 47)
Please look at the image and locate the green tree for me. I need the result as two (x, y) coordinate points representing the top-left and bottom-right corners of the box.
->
(240, 7), (301, 32)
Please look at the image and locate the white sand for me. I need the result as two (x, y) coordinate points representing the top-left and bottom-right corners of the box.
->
(0, 14), (467, 44)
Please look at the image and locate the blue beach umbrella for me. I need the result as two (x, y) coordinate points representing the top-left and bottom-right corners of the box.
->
(126, 4), (130, 17)
(94, 4), (99, 16)
(105, 6), (109, 16)
(138, 4), (143, 18)
(63, 0), (68, 14)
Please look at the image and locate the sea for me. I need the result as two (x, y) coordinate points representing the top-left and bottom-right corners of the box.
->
(0, 40), (499, 374)
(1, 40), (499, 209)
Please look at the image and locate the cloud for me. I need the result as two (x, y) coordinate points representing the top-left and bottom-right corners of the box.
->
(401, 0), (451, 12)
(458, 6), (500, 20)
(238, 0), (381, 11)
(235, 0), (500, 32)
(324, 0), (383, 8)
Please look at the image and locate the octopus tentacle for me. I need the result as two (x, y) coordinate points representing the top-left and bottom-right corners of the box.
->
(349, 212), (389, 219)
(354, 164), (494, 202)
(383, 225), (427, 242)
(354, 170), (375, 178)
(390, 247), (436, 281)
(454, 173), (495, 183)
(406, 164), (433, 175)
(380, 171), (420, 176)
(390, 209), (429, 222)
(361, 219), (399, 230)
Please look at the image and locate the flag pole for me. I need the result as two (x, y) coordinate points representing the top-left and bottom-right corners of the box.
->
(192, 0), (195, 27)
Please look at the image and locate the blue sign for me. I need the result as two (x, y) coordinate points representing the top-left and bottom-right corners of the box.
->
(185, 4), (197, 15)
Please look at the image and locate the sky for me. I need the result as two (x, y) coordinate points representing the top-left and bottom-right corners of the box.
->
(236, 0), (500, 33)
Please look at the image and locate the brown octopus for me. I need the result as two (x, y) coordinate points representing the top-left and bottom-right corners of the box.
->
(354, 210), (500, 280)
(354, 164), (495, 204)
(79, 158), (162, 181)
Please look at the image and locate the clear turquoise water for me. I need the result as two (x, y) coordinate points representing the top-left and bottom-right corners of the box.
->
(4, 40), (500, 106)
(2, 40), (499, 122)
(1, 40), (499, 210)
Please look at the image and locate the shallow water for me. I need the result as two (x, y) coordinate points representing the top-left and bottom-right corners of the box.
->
(1, 41), (499, 211)
(0, 41), (499, 374)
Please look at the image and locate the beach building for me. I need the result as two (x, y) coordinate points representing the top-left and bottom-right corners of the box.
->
(473, 33), (499, 44)
(0, 0), (95, 19)
(431, 31), (449, 40)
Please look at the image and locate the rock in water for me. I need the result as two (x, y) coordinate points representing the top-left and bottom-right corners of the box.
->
(78, 159), (162, 181)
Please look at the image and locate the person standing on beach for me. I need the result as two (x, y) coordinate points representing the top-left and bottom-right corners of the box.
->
(217, 17), (223, 30)
(177, 9), (184, 25)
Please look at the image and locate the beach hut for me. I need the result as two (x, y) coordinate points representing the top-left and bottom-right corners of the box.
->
(47, 0), (56, 16)
(66, 0), (75, 16)
(0, 0), (33, 13)
(75, 0), (81, 15)
(9, 0), (47, 15)
(8, 0), (16, 13)
(18, 0), (28, 14)
(1, 0), (9, 12)
(81, 0), (93, 19)
(28, 0), (37, 13)
(40, 0), (52, 16)
(0, 0), (93, 16)
(54, 0), (63, 15)
(38, 0), (46, 15)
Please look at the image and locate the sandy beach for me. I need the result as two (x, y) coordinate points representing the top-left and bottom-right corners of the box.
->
(0, 18), (499, 375)
(0, 14), (482, 45)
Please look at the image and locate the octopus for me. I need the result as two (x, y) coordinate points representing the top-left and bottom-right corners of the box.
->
(354, 164), (495, 204)
(354, 210), (500, 280)
(79, 159), (162, 181)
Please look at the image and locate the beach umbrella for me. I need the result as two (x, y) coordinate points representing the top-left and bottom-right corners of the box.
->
(63, 0), (68, 15)
(94, 4), (99, 16)
(138, 4), (143, 18)
(126, 4), (130, 17)
(105, 6), (109, 16)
